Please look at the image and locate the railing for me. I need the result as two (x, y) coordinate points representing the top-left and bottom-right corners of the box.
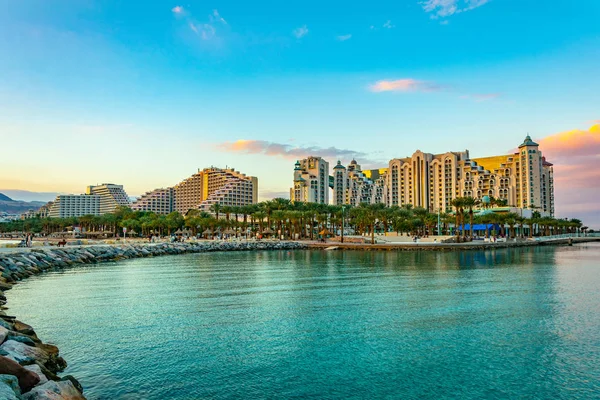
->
(534, 233), (599, 241)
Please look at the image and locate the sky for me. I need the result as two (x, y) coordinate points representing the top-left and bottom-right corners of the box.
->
(0, 0), (599, 226)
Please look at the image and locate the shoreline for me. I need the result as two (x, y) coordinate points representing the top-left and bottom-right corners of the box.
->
(307, 236), (600, 251)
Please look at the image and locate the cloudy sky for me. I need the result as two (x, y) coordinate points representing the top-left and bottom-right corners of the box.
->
(0, 0), (599, 226)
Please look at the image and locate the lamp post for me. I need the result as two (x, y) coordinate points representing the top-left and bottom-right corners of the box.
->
(341, 206), (345, 243)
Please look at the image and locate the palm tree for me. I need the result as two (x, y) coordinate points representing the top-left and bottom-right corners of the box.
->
(210, 203), (221, 220)
(462, 196), (478, 240)
(450, 197), (465, 243)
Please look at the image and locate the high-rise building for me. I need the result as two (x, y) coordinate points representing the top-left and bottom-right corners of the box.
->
(173, 171), (204, 215)
(293, 135), (554, 215)
(48, 195), (100, 218)
(173, 167), (258, 214)
(131, 188), (174, 215)
(290, 157), (330, 204)
(385, 135), (554, 215)
(86, 184), (130, 214)
(197, 168), (258, 212)
(44, 183), (129, 218)
(332, 160), (386, 206)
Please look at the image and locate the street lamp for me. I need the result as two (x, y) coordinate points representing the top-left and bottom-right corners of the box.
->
(341, 206), (346, 243)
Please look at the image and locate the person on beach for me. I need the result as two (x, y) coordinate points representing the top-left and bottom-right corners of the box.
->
(0, 355), (41, 392)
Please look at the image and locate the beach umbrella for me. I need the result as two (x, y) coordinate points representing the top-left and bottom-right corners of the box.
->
(262, 228), (274, 234)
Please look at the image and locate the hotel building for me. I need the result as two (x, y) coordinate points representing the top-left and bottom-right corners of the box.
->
(131, 188), (175, 215)
(173, 167), (258, 214)
(86, 184), (131, 214)
(332, 160), (386, 206)
(47, 183), (130, 218)
(290, 157), (330, 204)
(291, 136), (555, 216)
(385, 135), (554, 214)
(48, 195), (101, 218)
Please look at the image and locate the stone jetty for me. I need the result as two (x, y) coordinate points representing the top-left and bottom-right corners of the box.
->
(0, 240), (307, 399)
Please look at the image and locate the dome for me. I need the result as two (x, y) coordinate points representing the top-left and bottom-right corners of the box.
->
(294, 160), (301, 170)
(333, 160), (346, 169)
(482, 195), (491, 204)
(350, 159), (357, 165)
(519, 135), (539, 147)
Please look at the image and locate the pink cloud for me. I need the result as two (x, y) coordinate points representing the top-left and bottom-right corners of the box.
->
(171, 5), (184, 14)
(216, 140), (383, 166)
(539, 124), (600, 226)
(369, 79), (443, 93)
(539, 124), (600, 158)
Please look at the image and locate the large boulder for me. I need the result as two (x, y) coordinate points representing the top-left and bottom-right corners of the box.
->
(23, 380), (85, 400)
(0, 325), (8, 344)
(1, 340), (49, 365)
(24, 364), (49, 386)
(0, 374), (21, 400)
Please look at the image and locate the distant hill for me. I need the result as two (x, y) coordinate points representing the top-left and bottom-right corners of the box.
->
(0, 193), (12, 202)
(0, 193), (46, 215)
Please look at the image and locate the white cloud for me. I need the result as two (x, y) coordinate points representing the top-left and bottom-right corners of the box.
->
(293, 25), (309, 39)
(383, 20), (395, 29)
(420, 0), (490, 18)
(212, 10), (227, 25)
(337, 34), (352, 41)
(171, 5), (184, 14)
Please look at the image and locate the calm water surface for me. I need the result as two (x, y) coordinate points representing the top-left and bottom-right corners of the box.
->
(6, 244), (600, 399)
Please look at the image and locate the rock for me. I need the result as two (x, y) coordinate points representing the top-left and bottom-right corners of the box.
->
(60, 376), (83, 394)
(13, 321), (36, 337)
(0, 325), (8, 344)
(0, 374), (21, 400)
(0, 318), (14, 331)
(22, 380), (85, 400)
(7, 334), (37, 346)
(24, 364), (49, 386)
(1, 340), (49, 365)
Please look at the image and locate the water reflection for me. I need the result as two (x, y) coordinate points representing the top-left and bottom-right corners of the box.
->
(5, 244), (600, 399)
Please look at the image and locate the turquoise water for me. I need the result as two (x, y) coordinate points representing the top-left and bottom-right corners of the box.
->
(6, 244), (600, 399)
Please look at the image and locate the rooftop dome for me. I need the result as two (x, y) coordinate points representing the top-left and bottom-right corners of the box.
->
(294, 160), (301, 170)
(333, 160), (346, 169)
(519, 134), (539, 147)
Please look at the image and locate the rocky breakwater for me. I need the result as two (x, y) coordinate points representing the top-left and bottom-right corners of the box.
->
(0, 240), (307, 399)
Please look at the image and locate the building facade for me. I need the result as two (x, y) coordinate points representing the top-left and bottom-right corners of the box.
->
(131, 188), (175, 215)
(384, 135), (554, 214)
(173, 167), (258, 214)
(291, 136), (554, 216)
(48, 195), (101, 218)
(332, 160), (387, 206)
(86, 184), (130, 214)
(197, 168), (258, 212)
(44, 183), (130, 218)
(290, 157), (330, 204)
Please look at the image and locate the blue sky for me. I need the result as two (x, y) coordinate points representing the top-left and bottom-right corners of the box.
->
(1, 0), (599, 224)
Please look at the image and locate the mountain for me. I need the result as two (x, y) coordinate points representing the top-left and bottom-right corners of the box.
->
(0, 193), (46, 215)
(0, 193), (13, 202)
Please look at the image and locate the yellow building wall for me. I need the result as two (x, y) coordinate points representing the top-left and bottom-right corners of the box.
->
(470, 155), (512, 172)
